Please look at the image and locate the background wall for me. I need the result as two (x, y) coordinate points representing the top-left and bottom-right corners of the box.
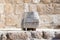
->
(0, 0), (60, 29)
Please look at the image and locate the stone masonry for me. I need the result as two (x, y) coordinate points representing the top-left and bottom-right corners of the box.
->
(0, 0), (60, 29)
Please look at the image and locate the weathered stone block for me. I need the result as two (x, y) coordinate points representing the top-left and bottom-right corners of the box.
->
(15, 0), (23, 4)
(51, 0), (60, 3)
(31, 31), (42, 39)
(32, 0), (40, 4)
(0, 4), (4, 13)
(0, 22), (5, 28)
(39, 15), (53, 24)
(37, 4), (54, 14)
(0, 0), (5, 3)
(52, 15), (60, 24)
(4, 3), (14, 15)
(29, 4), (37, 12)
(54, 32), (60, 39)
(15, 4), (24, 14)
(1, 34), (7, 40)
(5, 15), (19, 26)
(6, 32), (31, 40)
(0, 14), (5, 23)
(53, 4), (60, 14)
(5, 0), (15, 4)
(43, 31), (55, 39)
(24, 0), (31, 3)
(24, 3), (29, 12)
(51, 14), (60, 29)
(41, 0), (51, 4)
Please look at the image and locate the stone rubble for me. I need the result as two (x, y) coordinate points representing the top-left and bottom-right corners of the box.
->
(0, 31), (59, 40)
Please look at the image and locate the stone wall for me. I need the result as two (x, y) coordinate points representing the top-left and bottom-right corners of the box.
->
(0, 31), (60, 40)
(0, 0), (60, 29)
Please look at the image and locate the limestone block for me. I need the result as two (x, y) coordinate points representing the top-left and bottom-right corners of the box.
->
(0, 4), (4, 13)
(0, 14), (5, 27)
(51, 0), (60, 3)
(52, 15), (60, 24)
(6, 32), (31, 40)
(15, 0), (23, 4)
(0, 22), (5, 28)
(1, 34), (7, 40)
(39, 24), (51, 28)
(29, 4), (37, 12)
(53, 4), (60, 14)
(51, 15), (60, 29)
(39, 15), (53, 24)
(31, 31), (42, 39)
(0, 14), (5, 28)
(5, 0), (15, 4)
(32, 0), (40, 3)
(43, 31), (55, 39)
(5, 14), (19, 26)
(4, 3), (14, 15)
(24, 0), (31, 3)
(54, 32), (60, 39)
(15, 4), (24, 14)
(24, 3), (29, 12)
(37, 4), (54, 14)
(41, 0), (51, 4)
(0, 0), (5, 3)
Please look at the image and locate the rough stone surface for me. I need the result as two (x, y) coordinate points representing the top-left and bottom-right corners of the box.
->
(24, 0), (31, 3)
(43, 31), (55, 39)
(15, 0), (23, 4)
(0, 0), (59, 29)
(0, 4), (4, 13)
(4, 3), (14, 15)
(15, 4), (24, 14)
(32, 0), (40, 4)
(0, 31), (60, 40)
(31, 31), (43, 39)
(53, 4), (60, 14)
(40, 0), (51, 4)
(51, 0), (60, 3)
(37, 4), (54, 14)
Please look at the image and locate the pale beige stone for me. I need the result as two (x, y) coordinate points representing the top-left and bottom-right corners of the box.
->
(0, 4), (4, 13)
(0, 14), (5, 28)
(29, 4), (37, 12)
(5, 0), (15, 4)
(0, 0), (5, 3)
(39, 24), (51, 28)
(0, 22), (5, 28)
(43, 31), (55, 39)
(0, 14), (5, 23)
(41, 0), (51, 3)
(52, 15), (60, 24)
(31, 31), (42, 39)
(5, 3), (14, 15)
(24, 0), (31, 3)
(15, 0), (23, 4)
(37, 4), (54, 14)
(32, 0), (40, 3)
(53, 4), (60, 14)
(24, 3), (29, 12)
(39, 15), (53, 24)
(6, 32), (31, 40)
(15, 4), (24, 14)
(5, 14), (19, 26)
(51, 0), (60, 3)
